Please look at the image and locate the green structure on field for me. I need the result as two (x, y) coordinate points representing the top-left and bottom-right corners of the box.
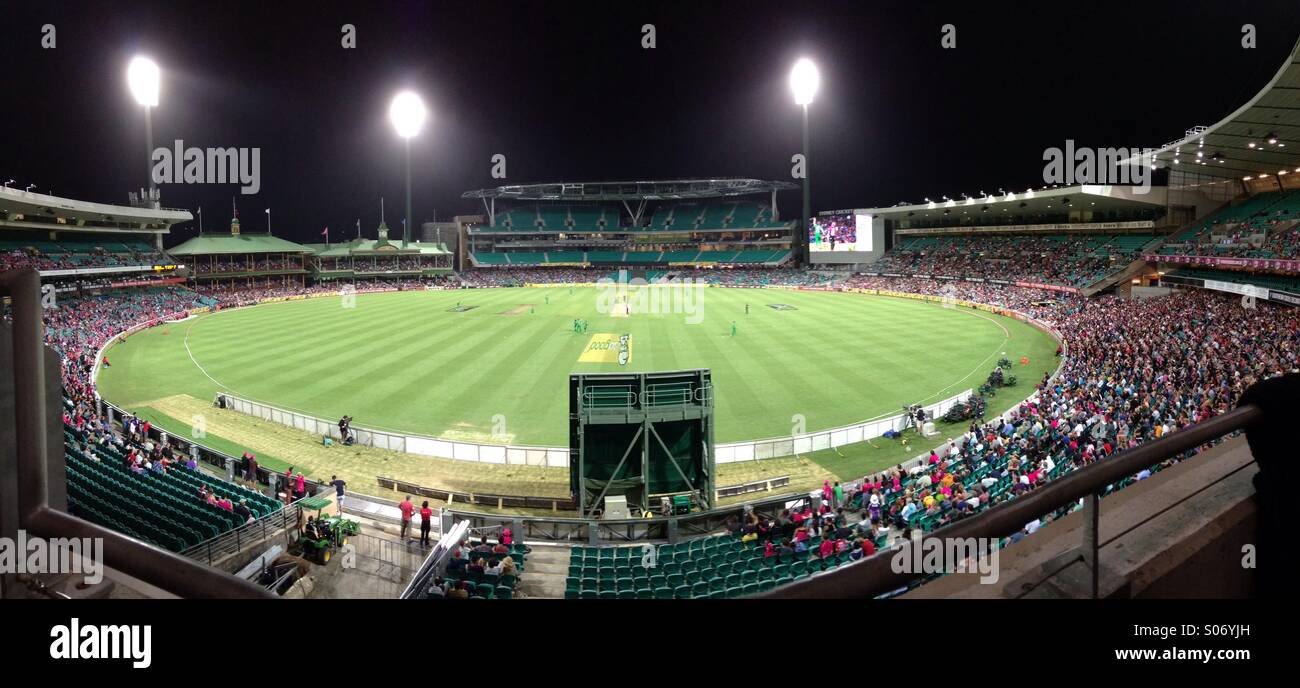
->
(568, 370), (716, 518)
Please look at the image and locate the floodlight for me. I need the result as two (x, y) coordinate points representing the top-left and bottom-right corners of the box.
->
(790, 58), (819, 106)
(389, 91), (427, 139)
(127, 57), (160, 107)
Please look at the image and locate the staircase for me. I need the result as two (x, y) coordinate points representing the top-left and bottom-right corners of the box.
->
(513, 544), (572, 599)
(1081, 258), (1150, 297)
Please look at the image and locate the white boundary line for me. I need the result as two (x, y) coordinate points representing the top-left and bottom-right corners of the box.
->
(182, 313), (231, 391)
(899, 301), (1008, 408)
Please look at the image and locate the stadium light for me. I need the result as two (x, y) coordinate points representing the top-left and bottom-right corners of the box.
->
(790, 58), (819, 106)
(789, 58), (818, 267)
(389, 90), (428, 245)
(127, 56), (161, 196)
(127, 57), (160, 107)
(389, 91), (427, 139)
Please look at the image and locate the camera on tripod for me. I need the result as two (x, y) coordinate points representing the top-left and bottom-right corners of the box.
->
(901, 403), (926, 429)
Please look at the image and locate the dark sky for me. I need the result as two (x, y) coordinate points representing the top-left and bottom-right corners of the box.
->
(3, 0), (1299, 246)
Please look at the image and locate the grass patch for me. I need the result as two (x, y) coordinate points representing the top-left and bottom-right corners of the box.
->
(140, 394), (571, 502)
(132, 406), (292, 473)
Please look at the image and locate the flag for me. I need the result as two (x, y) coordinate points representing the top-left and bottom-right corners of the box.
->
(265, 208), (270, 214)
(321, 227), (329, 236)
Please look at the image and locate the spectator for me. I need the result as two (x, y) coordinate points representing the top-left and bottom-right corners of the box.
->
(419, 500), (433, 547)
(329, 475), (347, 510)
(398, 496), (415, 541)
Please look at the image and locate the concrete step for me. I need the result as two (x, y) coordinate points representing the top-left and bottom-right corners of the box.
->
(514, 544), (573, 599)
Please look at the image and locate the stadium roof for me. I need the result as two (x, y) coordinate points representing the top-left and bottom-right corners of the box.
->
(168, 233), (312, 255)
(0, 186), (192, 234)
(854, 184), (1167, 220)
(1144, 35), (1300, 181)
(302, 239), (450, 256)
(462, 178), (798, 201)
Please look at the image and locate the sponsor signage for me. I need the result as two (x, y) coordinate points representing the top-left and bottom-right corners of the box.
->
(578, 333), (633, 365)
(1270, 290), (1300, 306)
(38, 264), (162, 278)
(111, 277), (185, 288)
(1145, 254), (1300, 272)
(897, 220), (1154, 235)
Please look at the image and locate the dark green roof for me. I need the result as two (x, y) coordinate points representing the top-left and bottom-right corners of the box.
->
(168, 233), (312, 256)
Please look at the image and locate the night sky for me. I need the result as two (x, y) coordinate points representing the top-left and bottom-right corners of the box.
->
(3, 0), (1299, 246)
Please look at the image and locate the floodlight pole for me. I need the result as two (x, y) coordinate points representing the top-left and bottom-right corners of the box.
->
(144, 105), (155, 200)
(800, 103), (811, 267)
(404, 138), (413, 245)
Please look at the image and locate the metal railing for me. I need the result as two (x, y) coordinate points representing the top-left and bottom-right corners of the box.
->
(760, 401), (1269, 599)
(1, 267), (274, 599)
(184, 502), (302, 567)
(439, 489), (812, 545)
(401, 519), (469, 599)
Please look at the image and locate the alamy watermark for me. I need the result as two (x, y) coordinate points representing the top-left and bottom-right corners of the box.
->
(890, 532), (1000, 584)
(49, 618), (151, 669)
(1042, 140), (1156, 193)
(151, 139), (261, 195)
(1, 531), (104, 585)
(595, 271), (705, 324)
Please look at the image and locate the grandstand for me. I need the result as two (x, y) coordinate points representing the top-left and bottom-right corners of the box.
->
(0, 186), (191, 290)
(860, 185), (1170, 292)
(462, 179), (798, 270)
(167, 214), (453, 292)
(302, 218), (452, 281)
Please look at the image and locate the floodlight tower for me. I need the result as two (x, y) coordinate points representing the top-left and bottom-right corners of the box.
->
(389, 91), (427, 245)
(127, 57), (161, 202)
(790, 58), (819, 267)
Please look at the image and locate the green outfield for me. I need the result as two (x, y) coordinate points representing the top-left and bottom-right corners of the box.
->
(95, 286), (1058, 505)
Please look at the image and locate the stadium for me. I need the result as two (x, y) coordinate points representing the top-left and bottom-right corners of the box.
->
(0, 4), (1293, 643)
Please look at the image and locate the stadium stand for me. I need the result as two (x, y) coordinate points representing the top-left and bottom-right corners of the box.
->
(565, 526), (887, 599)
(546, 250), (585, 263)
(64, 427), (279, 552)
(835, 274), (1297, 541)
(1165, 268), (1300, 293)
(465, 182), (797, 273)
(1160, 190), (1300, 258)
(24, 284), (284, 552)
(434, 537), (530, 599)
(0, 239), (164, 271)
(871, 233), (1156, 288)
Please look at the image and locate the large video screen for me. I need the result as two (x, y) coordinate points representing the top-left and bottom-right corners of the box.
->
(809, 213), (872, 252)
